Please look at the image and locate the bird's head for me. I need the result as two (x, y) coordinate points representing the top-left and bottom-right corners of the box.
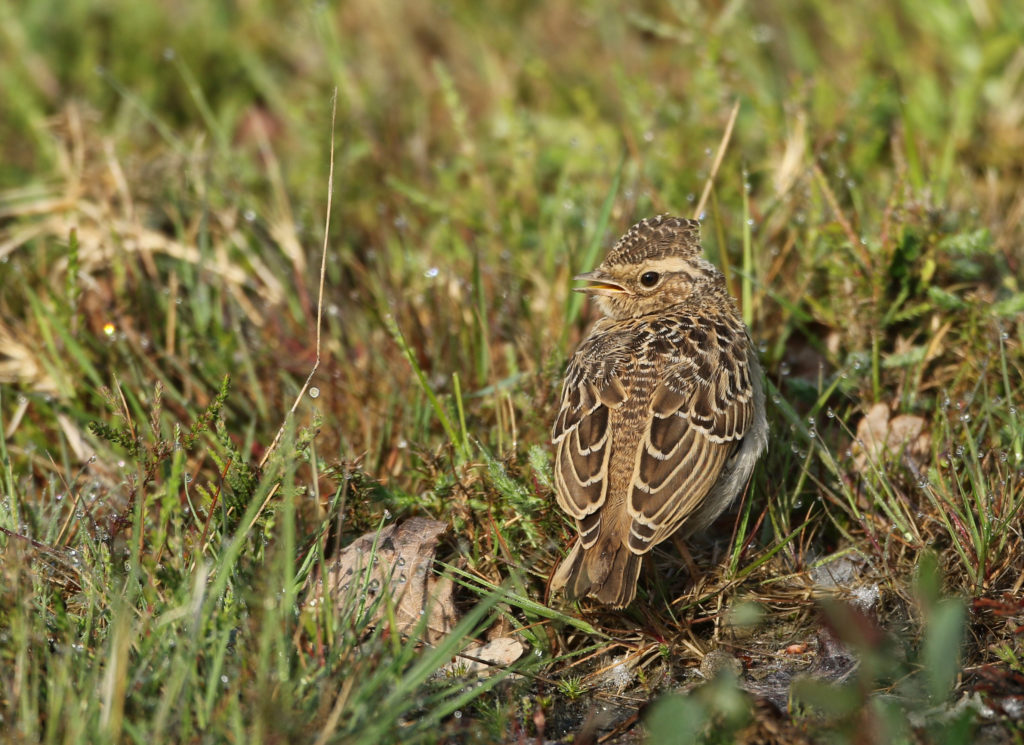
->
(574, 215), (722, 320)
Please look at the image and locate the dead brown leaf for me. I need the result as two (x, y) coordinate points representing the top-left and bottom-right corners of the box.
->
(852, 403), (931, 472)
(310, 517), (456, 643)
(437, 636), (525, 677)
(307, 517), (525, 675)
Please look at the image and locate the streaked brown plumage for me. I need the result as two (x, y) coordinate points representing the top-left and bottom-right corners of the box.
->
(551, 214), (768, 608)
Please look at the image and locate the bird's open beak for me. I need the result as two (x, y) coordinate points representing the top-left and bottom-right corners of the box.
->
(573, 270), (626, 296)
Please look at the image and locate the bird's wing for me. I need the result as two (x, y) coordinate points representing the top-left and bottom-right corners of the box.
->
(626, 328), (758, 552)
(552, 329), (628, 548)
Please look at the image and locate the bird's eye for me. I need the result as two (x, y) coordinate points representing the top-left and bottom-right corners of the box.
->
(639, 271), (660, 288)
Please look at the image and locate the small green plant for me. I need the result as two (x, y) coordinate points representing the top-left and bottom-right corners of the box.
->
(789, 554), (974, 745)
(557, 674), (587, 702)
(644, 670), (752, 745)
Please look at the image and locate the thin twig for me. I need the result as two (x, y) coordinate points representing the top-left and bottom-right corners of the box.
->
(191, 456), (231, 569)
(259, 88), (338, 472)
(812, 163), (865, 261)
(0, 525), (69, 558)
(693, 99), (741, 220)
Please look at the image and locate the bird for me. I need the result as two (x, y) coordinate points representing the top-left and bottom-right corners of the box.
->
(550, 214), (768, 608)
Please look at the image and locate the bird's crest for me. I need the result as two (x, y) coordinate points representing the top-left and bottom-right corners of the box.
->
(602, 215), (702, 266)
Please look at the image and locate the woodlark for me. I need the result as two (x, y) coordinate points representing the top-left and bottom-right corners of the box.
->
(551, 214), (768, 608)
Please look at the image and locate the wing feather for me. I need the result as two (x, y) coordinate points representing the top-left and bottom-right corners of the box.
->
(627, 324), (759, 553)
(551, 329), (628, 542)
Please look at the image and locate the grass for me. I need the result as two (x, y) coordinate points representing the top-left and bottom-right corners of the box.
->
(1, 0), (1023, 743)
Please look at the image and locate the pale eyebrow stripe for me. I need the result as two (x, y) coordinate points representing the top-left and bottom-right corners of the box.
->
(636, 257), (691, 275)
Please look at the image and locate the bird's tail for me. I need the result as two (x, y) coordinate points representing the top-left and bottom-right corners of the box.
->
(551, 536), (642, 609)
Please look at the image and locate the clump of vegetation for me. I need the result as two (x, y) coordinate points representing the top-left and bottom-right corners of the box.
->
(1, 1), (1022, 743)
